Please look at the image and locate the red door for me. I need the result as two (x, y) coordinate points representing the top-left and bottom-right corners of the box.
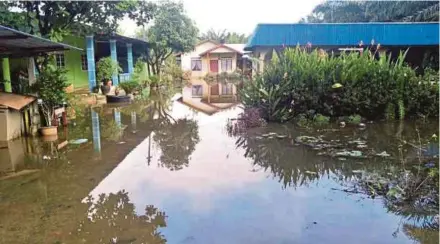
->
(210, 60), (218, 73)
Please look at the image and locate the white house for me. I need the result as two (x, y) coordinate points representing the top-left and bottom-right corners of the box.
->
(177, 40), (251, 103)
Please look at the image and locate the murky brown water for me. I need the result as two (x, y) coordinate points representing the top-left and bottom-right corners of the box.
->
(0, 93), (438, 244)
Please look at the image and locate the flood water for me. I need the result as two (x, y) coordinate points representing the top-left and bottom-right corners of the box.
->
(0, 92), (438, 244)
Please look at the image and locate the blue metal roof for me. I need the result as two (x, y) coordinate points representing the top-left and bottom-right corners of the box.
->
(245, 22), (439, 50)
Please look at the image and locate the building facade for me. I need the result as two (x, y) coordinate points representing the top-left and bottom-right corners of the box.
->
(245, 22), (440, 73)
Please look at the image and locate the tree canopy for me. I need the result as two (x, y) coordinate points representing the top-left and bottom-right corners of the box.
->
(135, 0), (198, 75)
(0, 1), (155, 41)
(300, 1), (439, 23)
(199, 28), (249, 44)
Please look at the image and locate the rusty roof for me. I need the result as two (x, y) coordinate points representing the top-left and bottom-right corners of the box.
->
(0, 92), (36, 110)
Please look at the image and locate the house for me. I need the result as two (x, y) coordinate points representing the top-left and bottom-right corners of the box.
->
(245, 22), (440, 73)
(4, 31), (150, 93)
(0, 92), (37, 141)
(0, 25), (81, 141)
(54, 33), (150, 91)
(178, 40), (251, 103)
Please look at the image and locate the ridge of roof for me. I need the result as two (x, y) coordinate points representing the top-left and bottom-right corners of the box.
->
(199, 44), (244, 56)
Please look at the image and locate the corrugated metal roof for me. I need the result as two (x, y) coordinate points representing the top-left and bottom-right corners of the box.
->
(224, 44), (248, 53)
(245, 22), (439, 50)
(0, 92), (36, 110)
(0, 25), (82, 58)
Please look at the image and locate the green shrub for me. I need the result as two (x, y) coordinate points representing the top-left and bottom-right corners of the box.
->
(118, 80), (139, 94)
(295, 113), (311, 127)
(241, 46), (439, 122)
(132, 60), (149, 86)
(313, 114), (330, 125)
(348, 114), (362, 125)
(31, 65), (68, 126)
(96, 57), (122, 83)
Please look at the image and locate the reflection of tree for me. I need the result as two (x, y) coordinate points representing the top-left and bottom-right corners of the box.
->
(403, 222), (439, 244)
(76, 190), (167, 244)
(101, 119), (126, 142)
(154, 119), (200, 171)
(235, 134), (367, 188)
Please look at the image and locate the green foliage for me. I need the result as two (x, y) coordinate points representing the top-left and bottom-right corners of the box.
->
(162, 55), (187, 85)
(0, 1), (155, 39)
(300, 1), (438, 23)
(132, 60), (149, 86)
(147, 75), (161, 87)
(199, 28), (249, 43)
(241, 47), (439, 122)
(313, 114), (330, 125)
(96, 57), (122, 83)
(348, 114), (362, 125)
(31, 65), (68, 126)
(295, 114), (311, 127)
(385, 103), (396, 120)
(118, 81), (139, 95)
(135, 0), (198, 75)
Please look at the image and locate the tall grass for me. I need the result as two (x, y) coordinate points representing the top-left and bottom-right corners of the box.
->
(241, 47), (439, 122)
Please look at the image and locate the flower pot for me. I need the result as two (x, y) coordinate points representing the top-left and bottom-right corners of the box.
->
(100, 85), (111, 95)
(39, 126), (58, 137)
(42, 134), (58, 142)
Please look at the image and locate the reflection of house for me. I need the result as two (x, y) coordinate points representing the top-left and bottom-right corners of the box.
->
(178, 40), (251, 102)
(245, 23), (440, 73)
(177, 86), (237, 116)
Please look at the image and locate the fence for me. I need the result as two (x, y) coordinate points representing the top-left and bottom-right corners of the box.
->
(119, 73), (131, 82)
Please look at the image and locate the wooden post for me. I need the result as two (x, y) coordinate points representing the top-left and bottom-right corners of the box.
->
(62, 111), (67, 126)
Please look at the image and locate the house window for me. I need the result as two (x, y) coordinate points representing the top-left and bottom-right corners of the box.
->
(191, 58), (202, 71)
(222, 83), (233, 95)
(81, 54), (88, 71)
(221, 58), (232, 72)
(55, 53), (65, 68)
(192, 85), (203, 97)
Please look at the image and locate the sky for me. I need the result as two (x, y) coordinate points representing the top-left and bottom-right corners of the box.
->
(119, 0), (323, 36)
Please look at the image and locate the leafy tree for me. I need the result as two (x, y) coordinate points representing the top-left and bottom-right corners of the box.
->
(200, 28), (249, 43)
(0, 1), (155, 40)
(300, 1), (439, 23)
(136, 0), (198, 75)
(31, 65), (68, 126)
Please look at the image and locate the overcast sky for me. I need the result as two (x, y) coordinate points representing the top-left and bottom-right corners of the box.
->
(119, 0), (323, 36)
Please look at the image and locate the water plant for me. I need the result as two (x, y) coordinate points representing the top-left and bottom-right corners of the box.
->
(313, 114), (330, 125)
(348, 114), (362, 125)
(241, 46), (439, 122)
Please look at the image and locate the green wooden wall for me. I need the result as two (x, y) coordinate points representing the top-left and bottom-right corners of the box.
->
(62, 35), (88, 89)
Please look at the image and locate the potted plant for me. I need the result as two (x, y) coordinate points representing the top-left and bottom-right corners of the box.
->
(31, 65), (68, 136)
(100, 79), (112, 95)
(118, 80), (139, 96)
(96, 57), (121, 94)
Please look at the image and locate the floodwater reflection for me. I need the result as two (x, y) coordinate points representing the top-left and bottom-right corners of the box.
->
(0, 92), (438, 244)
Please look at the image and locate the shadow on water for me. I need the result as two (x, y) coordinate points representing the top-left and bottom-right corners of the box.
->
(0, 89), (438, 244)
